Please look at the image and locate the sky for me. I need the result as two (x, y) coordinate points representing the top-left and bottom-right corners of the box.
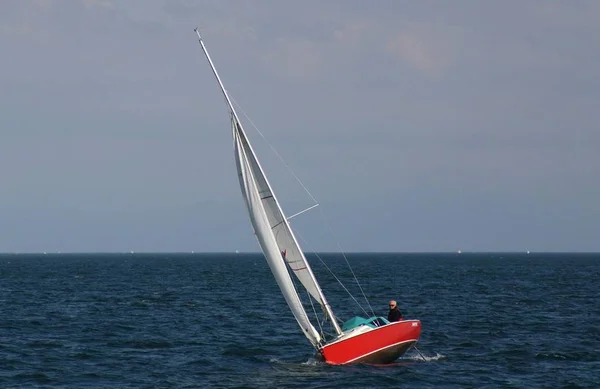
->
(1, 0), (598, 253)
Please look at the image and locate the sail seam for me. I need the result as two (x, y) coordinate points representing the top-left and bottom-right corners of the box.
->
(270, 221), (284, 229)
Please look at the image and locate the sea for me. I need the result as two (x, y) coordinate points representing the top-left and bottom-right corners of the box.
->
(0, 252), (598, 388)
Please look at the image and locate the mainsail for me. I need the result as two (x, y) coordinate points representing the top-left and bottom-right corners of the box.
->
(233, 117), (321, 346)
(194, 29), (343, 345)
(232, 120), (329, 305)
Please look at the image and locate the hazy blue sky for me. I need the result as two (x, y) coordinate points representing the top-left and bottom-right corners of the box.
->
(1, 0), (598, 253)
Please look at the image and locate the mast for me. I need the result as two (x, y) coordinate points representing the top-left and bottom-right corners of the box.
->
(194, 29), (343, 336)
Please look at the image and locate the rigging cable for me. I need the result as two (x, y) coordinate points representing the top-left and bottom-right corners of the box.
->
(231, 96), (375, 318)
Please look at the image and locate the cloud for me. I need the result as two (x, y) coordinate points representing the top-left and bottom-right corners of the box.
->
(260, 13), (454, 80)
(262, 36), (325, 81)
(83, 0), (113, 9)
(385, 29), (450, 76)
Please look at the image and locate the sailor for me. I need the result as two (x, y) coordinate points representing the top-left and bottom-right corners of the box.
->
(387, 300), (403, 322)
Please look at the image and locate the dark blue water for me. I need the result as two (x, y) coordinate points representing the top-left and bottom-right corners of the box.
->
(1, 253), (598, 388)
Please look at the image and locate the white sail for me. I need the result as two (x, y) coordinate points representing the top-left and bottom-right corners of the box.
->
(231, 120), (329, 305)
(233, 118), (322, 346)
(193, 29), (343, 344)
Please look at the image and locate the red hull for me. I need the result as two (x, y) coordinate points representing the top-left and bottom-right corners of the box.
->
(319, 320), (421, 365)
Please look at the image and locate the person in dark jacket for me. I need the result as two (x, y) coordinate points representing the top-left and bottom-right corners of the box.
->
(387, 300), (403, 322)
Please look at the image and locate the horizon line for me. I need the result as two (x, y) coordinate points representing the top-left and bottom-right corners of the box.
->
(1, 251), (599, 255)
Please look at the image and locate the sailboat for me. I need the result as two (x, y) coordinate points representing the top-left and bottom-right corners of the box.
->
(194, 29), (421, 365)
